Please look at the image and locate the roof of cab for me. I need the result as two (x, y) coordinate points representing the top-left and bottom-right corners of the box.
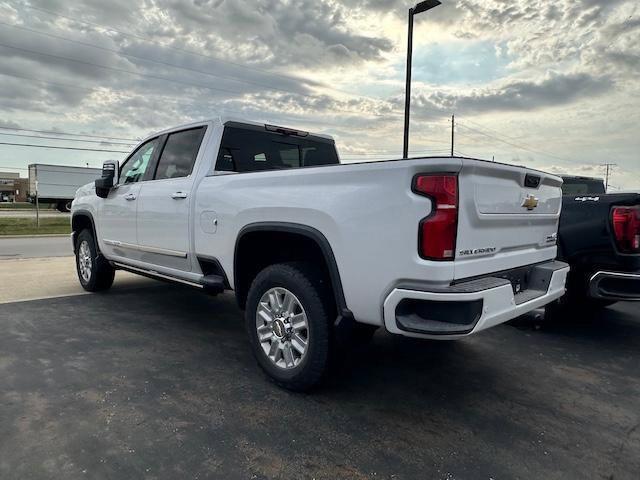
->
(137, 116), (334, 146)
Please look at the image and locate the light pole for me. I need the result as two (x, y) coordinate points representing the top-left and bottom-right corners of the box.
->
(403, 0), (441, 159)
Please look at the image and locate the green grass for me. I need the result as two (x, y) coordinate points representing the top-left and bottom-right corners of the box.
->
(0, 202), (35, 210)
(0, 217), (71, 236)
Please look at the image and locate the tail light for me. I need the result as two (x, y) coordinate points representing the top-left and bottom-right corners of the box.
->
(413, 174), (458, 261)
(612, 206), (640, 254)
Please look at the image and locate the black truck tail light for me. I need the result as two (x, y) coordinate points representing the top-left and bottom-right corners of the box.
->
(413, 174), (458, 261)
(612, 206), (640, 254)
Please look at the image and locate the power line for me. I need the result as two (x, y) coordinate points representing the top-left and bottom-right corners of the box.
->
(461, 118), (532, 143)
(0, 131), (134, 146)
(0, 165), (102, 172)
(456, 122), (576, 163)
(0, 41), (253, 96)
(24, 4), (313, 85)
(0, 142), (129, 153)
(0, 21), (335, 102)
(0, 41), (394, 118)
(457, 117), (597, 165)
(0, 124), (138, 142)
(23, 3), (389, 103)
(0, 72), (384, 136)
(0, 71), (395, 134)
(341, 147), (451, 156)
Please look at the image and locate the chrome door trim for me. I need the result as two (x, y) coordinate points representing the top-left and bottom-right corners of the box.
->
(103, 239), (188, 258)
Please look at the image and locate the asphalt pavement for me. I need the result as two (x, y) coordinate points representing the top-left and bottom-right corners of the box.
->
(1, 272), (639, 479)
(0, 235), (71, 259)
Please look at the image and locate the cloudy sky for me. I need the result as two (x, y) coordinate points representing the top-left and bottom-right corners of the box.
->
(0, 0), (638, 190)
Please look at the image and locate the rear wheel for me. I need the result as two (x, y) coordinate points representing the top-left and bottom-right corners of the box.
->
(245, 262), (332, 391)
(75, 229), (115, 292)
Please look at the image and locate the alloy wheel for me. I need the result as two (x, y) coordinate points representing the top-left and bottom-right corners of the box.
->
(78, 240), (92, 283)
(256, 287), (309, 369)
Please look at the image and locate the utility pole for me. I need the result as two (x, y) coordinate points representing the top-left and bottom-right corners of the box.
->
(35, 178), (40, 229)
(602, 163), (617, 192)
(450, 114), (455, 157)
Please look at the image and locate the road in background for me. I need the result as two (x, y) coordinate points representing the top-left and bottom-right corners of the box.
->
(0, 236), (71, 259)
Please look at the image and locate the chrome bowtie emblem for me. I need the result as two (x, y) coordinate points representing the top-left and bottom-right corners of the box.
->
(522, 194), (539, 210)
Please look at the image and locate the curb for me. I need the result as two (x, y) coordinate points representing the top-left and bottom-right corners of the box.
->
(0, 234), (70, 239)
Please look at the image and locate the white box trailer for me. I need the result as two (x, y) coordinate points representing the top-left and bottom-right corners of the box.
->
(29, 164), (102, 212)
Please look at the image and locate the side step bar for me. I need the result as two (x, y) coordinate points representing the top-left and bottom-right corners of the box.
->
(113, 263), (225, 294)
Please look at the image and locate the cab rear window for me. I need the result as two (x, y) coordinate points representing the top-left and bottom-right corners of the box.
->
(561, 178), (606, 196)
(216, 126), (339, 173)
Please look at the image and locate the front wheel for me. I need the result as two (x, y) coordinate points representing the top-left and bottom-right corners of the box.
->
(245, 262), (332, 391)
(75, 229), (115, 292)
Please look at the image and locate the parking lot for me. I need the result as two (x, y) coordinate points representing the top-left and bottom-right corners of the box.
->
(0, 250), (638, 479)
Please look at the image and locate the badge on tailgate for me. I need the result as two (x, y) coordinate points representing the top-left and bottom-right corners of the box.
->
(522, 194), (539, 211)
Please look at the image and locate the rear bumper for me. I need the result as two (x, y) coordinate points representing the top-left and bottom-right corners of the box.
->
(589, 271), (640, 301)
(383, 260), (569, 339)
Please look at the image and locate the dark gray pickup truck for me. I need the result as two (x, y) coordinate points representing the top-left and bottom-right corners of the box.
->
(557, 176), (640, 307)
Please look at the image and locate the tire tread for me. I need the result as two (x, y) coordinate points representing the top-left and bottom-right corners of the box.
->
(245, 261), (332, 391)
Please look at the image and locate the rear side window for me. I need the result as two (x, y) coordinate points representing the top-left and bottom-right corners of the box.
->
(154, 127), (206, 180)
(216, 126), (339, 173)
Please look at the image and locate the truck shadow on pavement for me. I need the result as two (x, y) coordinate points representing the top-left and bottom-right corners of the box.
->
(1, 284), (639, 479)
(509, 302), (640, 345)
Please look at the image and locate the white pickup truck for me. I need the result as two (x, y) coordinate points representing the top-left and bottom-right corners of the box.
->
(71, 117), (569, 390)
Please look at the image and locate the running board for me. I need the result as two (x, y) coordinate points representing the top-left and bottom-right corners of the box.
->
(113, 262), (204, 289)
(113, 262), (226, 295)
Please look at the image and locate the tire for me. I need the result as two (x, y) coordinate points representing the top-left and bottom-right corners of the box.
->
(245, 262), (332, 391)
(75, 229), (115, 292)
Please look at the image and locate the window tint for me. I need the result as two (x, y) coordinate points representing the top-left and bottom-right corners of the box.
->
(120, 138), (159, 184)
(216, 127), (339, 173)
(154, 127), (206, 180)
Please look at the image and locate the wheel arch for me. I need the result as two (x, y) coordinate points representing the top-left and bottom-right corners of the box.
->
(71, 210), (98, 253)
(233, 222), (350, 319)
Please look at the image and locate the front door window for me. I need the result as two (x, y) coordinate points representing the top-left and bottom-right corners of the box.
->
(120, 138), (159, 184)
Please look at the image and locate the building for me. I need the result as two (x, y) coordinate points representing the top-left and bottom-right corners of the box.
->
(0, 172), (29, 202)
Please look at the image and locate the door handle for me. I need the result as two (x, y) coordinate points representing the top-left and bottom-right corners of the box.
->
(171, 192), (188, 199)
(124, 193), (136, 201)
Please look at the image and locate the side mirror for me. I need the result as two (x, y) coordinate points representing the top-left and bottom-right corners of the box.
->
(95, 160), (119, 199)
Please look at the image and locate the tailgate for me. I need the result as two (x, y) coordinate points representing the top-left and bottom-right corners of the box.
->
(454, 159), (563, 280)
